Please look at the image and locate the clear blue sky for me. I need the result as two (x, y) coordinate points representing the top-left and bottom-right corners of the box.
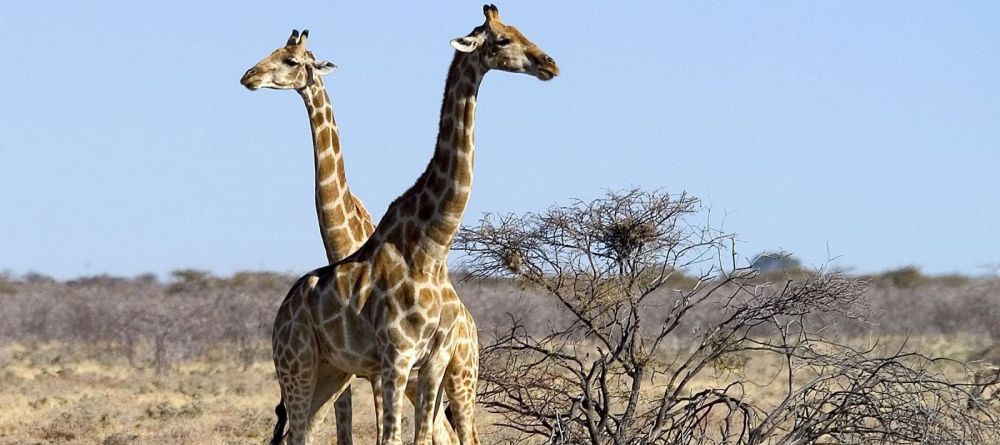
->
(2, 2), (998, 279)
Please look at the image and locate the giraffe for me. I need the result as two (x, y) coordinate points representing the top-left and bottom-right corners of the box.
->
(240, 30), (481, 444)
(267, 5), (558, 445)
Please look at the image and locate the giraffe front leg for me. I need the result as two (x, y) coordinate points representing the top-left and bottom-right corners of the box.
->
(370, 376), (384, 445)
(379, 350), (418, 445)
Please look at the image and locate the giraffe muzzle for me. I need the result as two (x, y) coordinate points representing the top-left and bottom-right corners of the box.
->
(532, 54), (559, 81)
(241, 68), (261, 90)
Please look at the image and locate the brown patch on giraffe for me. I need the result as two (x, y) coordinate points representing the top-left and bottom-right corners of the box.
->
(442, 194), (465, 216)
(329, 126), (340, 148)
(396, 286), (417, 311)
(402, 313), (424, 337)
(439, 117), (454, 138)
(316, 125), (331, 148)
(325, 106), (333, 123)
(320, 181), (341, 199)
(420, 323), (436, 339)
(401, 222), (419, 244)
(442, 152), (455, 174)
(417, 196), (435, 221)
(348, 216), (363, 241)
(400, 196), (417, 217)
(311, 112), (326, 128)
(312, 93), (324, 109)
(396, 281), (416, 310)
(418, 288), (435, 306)
(387, 326), (412, 347)
(413, 249), (434, 272)
(317, 156), (335, 182)
(330, 204), (346, 225)
(428, 172), (447, 195)
(384, 264), (404, 287)
(336, 157), (347, 182)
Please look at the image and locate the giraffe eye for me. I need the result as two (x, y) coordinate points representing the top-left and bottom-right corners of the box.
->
(495, 38), (511, 47)
(283, 58), (300, 67)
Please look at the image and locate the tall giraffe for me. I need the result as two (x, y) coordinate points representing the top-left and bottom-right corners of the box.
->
(267, 5), (558, 445)
(240, 30), (477, 444)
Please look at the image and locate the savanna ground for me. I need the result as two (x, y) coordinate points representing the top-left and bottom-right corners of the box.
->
(0, 268), (997, 444)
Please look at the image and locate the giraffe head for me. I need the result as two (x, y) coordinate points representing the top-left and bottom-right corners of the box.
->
(241, 29), (337, 91)
(450, 4), (559, 81)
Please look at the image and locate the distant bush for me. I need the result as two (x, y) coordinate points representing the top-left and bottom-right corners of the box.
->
(877, 266), (925, 288)
(0, 273), (16, 295)
(750, 251), (802, 273)
(166, 269), (219, 294)
(1, 265), (998, 374)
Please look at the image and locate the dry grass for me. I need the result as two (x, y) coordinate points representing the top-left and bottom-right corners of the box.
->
(1, 336), (993, 444)
(1, 272), (997, 443)
(0, 341), (278, 445)
(0, 341), (517, 445)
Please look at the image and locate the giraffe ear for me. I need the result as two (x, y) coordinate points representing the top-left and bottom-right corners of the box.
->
(483, 4), (501, 22)
(312, 60), (337, 76)
(450, 35), (483, 53)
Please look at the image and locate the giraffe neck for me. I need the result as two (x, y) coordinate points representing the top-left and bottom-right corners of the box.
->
(298, 78), (373, 263)
(371, 52), (485, 261)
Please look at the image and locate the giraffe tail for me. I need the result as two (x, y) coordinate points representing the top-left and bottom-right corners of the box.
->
(443, 401), (457, 432)
(270, 399), (287, 445)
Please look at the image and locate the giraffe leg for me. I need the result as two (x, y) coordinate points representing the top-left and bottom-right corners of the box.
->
(379, 350), (418, 445)
(405, 374), (457, 445)
(413, 347), (453, 445)
(444, 319), (480, 445)
(370, 376), (384, 445)
(307, 363), (354, 443)
(443, 354), (479, 445)
(332, 386), (354, 445)
(275, 327), (320, 445)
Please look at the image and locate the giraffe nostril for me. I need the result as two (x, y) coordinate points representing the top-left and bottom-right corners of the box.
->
(543, 55), (555, 65)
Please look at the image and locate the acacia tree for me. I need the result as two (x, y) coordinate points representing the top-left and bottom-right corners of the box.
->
(455, 189), (998, 445)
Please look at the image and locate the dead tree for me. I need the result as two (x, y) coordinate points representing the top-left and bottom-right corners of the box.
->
(455, 189), (1000, 445)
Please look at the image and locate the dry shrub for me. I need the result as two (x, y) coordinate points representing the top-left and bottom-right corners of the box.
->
(456, 189), (1000, 445)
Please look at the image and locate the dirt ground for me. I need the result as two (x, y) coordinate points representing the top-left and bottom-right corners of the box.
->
(0, 342), (512, 445)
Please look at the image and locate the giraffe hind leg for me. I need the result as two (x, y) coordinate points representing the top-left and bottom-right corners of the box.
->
(444, 338), (480, 445)
(333, 386), (354, 445)
(273, 314), (324, 444)
(412, 346), (453, 445)
(308, 364), (354, 437)
(405, 372), (457, 445)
